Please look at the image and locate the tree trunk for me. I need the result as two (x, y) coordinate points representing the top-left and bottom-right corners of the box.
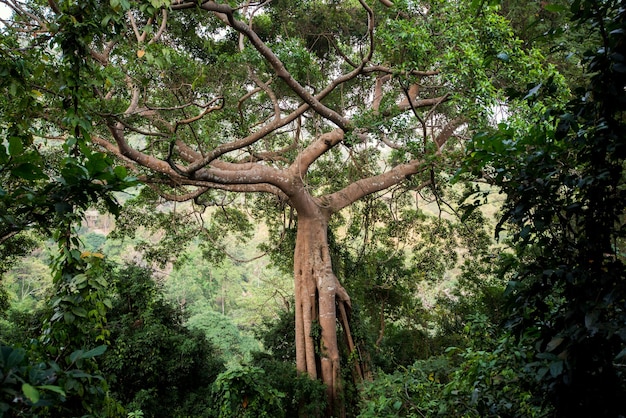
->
(293, 210), (354, 416)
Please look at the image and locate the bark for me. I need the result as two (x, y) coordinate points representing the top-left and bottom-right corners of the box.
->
(292, 196), (354, 416)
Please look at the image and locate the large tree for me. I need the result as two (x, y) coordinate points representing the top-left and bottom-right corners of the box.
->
(0, 0), (562, 412)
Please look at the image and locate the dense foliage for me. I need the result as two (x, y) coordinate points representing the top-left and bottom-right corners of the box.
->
(1, 0), (626, 417)
(101, 264), (224, 417)
(465, 0), (626, 415)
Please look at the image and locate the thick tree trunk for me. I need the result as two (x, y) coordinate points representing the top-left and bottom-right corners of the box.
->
(293, 211), (353, 416)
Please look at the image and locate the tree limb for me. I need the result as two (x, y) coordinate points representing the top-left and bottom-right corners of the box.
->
(326, 160), (430, 212)
(289, 129), (344, 178)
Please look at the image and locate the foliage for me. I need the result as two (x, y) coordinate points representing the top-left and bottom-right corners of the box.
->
(2, 251), (52, 310)
(251, 352), (328, 418)
(1, 1), (135, 411)
(0, 252), (122, 417)
(464, 0), (626, 415)
(186, 308), (260, 366)
(211, 366), (285, 418)
(255, 307), (297, 363)
(0, 344), (119, 418)
(44, 252), (113, 352)
(0, 233), (39, 276)
(252, 313), (341, 417)
(1, 256), (227, 417)
(30, 251), (123, 418)
(499, 0), (590, 85)
(358, 356), (452, 418)
(0, 232), (42, 318)
(359, 315), (550, 418)
(101, 264), (224, 418)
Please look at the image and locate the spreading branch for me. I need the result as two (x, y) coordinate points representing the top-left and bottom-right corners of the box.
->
(326, 160), (431, 213)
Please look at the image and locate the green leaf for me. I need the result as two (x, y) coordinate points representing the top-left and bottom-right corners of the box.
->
(63, 311), (76, 323)
(102, 14), (114, 26)
(113, 165), (127, 179)
(39, 385), (66, 397)
(81, 345), (107, 359)
(71, 307), (88, 317)
(543, 4), (567, 13)
(8, 137), (24, 155)
(22, 383), (40, 404)
(85, 153), (110, 175)
(69, 349), (84, 363)
(6, 347), (25, 368)
(11, 163), (46, 181)
(73, 274), (88, 285)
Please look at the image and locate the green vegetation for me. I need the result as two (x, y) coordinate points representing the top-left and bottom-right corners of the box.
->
(1, 0), (625, 417)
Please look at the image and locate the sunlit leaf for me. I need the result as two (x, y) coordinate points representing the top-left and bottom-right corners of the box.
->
(22, 383), (39, 404)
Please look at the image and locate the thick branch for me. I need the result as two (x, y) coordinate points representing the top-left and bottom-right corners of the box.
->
(398, 93), (450, 113)
(372, 74), (392, 113)
(106, 116), (293, 194)
(435, 117), (467, 149)
(181, 106), (307, 173)
(193, 161), (290, 190)
(145, 176), (287, 197)
(326, 160), (430, 213)
(289, 129), (344, 178)
(149, 9), (168, 45)
(90, 41), (116, 66)
(108, 122), (178, 176)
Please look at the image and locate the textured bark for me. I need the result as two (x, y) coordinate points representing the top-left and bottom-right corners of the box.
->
(289, 187), (356, 415)
(294, 212), (339, 411)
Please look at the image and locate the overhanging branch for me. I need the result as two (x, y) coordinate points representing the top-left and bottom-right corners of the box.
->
(326, 160), (430, 212)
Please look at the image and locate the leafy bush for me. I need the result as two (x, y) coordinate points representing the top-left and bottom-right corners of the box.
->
(251, 352), (327, 418)
(249, 310), (328, 417)
(359, 316), (551, 418)
(0, 344), (122, 418)
(358, 357), (451, 418)
(211, 366), (285, 418)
